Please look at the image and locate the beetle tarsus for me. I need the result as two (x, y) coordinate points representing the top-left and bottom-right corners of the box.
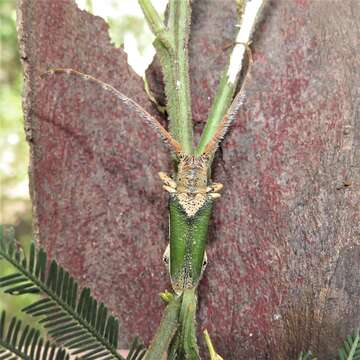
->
(210, 193), (221, 199)
(163, 185), (177, 193)
(159, 172), (177, 189)
(207, 182), (223, 193)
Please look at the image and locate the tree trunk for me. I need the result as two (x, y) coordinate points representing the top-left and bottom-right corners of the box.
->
(17, 0), (360, 358)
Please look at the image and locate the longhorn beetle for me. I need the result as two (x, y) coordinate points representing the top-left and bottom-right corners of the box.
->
(42, 49), (251, 295)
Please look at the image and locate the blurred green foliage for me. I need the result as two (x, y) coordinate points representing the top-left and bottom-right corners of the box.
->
(77, 0), (166, 75)
(0, 1), (30, 230)
(102, 1), (152, 49)
(0, 0), (36, 327)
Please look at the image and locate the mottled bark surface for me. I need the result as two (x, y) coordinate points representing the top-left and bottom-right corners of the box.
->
(18, 0), (360, 359)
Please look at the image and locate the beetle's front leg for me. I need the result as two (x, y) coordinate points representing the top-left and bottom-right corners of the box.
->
(206, 182), (223, 199)
(159, 172), (177, 193)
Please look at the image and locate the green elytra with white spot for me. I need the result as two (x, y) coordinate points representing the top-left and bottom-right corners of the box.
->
(168, 194), (213, 294)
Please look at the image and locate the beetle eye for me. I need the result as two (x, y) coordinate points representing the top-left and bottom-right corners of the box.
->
(162, 244), (170, 269)
(202, 251), (208, 270)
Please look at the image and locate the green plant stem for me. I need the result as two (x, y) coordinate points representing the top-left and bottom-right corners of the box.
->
(168, 0), (193, 154)
(138, 0), (165, 34)
(144, 296), (181, 360)
(168, 288), (199, 360)
(140, 0), (193, 154)
(138, 0), (173, 50)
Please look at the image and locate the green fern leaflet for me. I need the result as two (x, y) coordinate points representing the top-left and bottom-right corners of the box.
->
(0, 310), (69, 360)
(0, 226), (145, 360)
(339, 330), (360, 360)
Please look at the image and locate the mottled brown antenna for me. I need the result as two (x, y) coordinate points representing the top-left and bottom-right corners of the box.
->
(203, 45), (253, 157)
(42, 68), (183, 155)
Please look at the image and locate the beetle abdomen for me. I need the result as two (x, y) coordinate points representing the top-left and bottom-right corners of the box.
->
(169, 195), (213, 294)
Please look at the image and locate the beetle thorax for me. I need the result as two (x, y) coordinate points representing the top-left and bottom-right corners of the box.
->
(174, 155), (210, 217)
(176, 155), (208, 194)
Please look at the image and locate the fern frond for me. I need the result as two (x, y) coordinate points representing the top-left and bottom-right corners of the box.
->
(125, 338), (146, 360)
(0, 227), (134, 360)
(0, 310), (69, 360)
(338, 330), (360, 360)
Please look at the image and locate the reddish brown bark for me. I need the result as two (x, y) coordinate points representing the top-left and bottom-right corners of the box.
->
(18, 0), (360, 358)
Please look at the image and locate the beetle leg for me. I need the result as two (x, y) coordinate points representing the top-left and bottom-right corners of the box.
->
(207, 182), (223, 194)
(209, 193), (221, 199)
(211, 182), (223, 192)
(163, 185), (177, 193)
(163, 244), (170, 271)
(159, 172), (177, 189)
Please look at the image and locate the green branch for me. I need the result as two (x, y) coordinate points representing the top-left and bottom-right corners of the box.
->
(140, 0), (193, 154)
(138, 0), (173, 51)
(144, 295), (181, 360)
(168, 288), (199, 360)
(168, 0), (193, 154)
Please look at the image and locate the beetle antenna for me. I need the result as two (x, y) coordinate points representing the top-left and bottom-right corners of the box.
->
(203, 45), (253, 157)
(41, 68), (182, 155)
